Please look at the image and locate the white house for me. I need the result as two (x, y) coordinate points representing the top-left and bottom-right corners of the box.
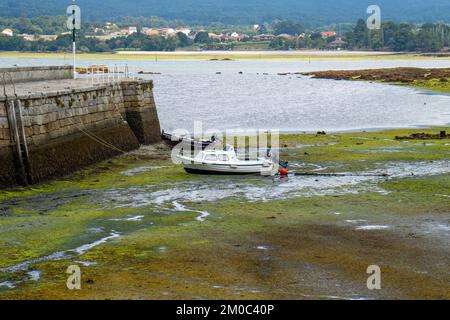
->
(1, 28), (13, 37)
(229, 32), (240, 40)
(160, 28), (176, 38)
(128, 27), (138, 34)
(176, 28), (191, 36)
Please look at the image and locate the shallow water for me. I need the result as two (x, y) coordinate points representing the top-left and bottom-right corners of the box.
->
(99, 160), (450, 208)
(0, 232), (121, 274)
(0, 232), (120, 289)
(1, 57), (449, 133)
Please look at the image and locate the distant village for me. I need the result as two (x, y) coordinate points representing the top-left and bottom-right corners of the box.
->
(3, 19), (447, 53)
(0, 22), (347, 50)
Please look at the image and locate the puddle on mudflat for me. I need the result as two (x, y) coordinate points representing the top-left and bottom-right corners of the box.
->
(355, 225), (390, 231)
(101, 175), (384, 210)
(109, 215), (145, 222)
(28, 270), (40, 281)
(361, 147), (416, 154)
(0, 270), (41, 289)
(71, 232), (120, 256)
(345, 220), (368, 224)
(120, 166), (173, 176)
(0, 281), (16, 289)
(371, 160), (450, 178)
(0, 232), (120, 273)
(422, 222), (450, 234)
(74, 260), (97, 267)
(0, 232), (120, 289)
(88, 227), (104, 233)
(171, 201), (210, 222)
(291, 162), (327, 171)
(157, 246), (168, 253)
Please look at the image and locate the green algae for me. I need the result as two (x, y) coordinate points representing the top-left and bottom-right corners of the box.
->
(0, 128), (449, 299)
(405, 78), (450, 94)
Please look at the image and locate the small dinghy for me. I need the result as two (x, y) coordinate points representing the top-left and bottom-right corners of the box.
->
(177, 145), (276, 175)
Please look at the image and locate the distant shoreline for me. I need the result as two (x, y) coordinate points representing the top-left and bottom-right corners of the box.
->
(119, 50), (395, 56)
(1, 51), (449, 61)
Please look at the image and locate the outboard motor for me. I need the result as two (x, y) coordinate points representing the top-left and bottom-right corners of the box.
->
(279, 159), (289, 169)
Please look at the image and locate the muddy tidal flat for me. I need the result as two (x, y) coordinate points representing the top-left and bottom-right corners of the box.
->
(303, 67), (450, 94)
(0, 128), (449, 300)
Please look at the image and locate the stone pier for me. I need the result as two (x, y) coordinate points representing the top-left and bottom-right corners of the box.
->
(0, 66), (161, 187)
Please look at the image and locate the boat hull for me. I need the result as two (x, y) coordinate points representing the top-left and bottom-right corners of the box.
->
(184, 168), (258, 175)
(182, 163), (274, 175)
(161, 132), (214, 150)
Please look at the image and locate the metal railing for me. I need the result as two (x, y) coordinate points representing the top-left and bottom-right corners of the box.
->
(76, 64), (140, 85)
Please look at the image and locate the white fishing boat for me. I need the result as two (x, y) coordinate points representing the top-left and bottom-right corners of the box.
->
(177, 145), (276, 175)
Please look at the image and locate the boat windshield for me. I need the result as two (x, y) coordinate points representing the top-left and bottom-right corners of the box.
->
(204, 154), (217, 161)
(218, 154), (229, 161)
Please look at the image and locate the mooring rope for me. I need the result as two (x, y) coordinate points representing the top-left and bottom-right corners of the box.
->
(293, 172), (390, 177)
(66, 116), (129, 154)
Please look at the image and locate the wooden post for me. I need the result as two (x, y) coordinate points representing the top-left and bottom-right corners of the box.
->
(6, 99), (27, 185)
(16, 99), (32, 183)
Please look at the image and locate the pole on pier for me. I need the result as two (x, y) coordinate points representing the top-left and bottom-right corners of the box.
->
(67, 0), (81, 79)
(72, 25), (76, 79)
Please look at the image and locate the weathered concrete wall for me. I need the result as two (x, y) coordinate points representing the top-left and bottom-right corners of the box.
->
(121, 81), (161, 144)
(0, 66), (73, 84)
(0, 79), (161, 187)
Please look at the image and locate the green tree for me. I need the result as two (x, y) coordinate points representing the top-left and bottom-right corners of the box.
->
(176, 32), (191, 47)
(194, 31), (210, 43)
(273, 20), (304, 36)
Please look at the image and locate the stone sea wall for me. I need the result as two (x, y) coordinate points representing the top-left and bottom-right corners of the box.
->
(0, 66), (73, 85)
(0, 79), (161, 187)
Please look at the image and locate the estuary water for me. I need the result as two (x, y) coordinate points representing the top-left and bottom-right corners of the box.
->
(0, 56), (449, 133)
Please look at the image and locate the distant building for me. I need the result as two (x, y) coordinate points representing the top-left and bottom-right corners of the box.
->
(142, 28), (160, 36)
(38, 35), (58, 41)
(208, 33), (222, 40)
(105, 22), (119, 31)
(21, 34), (36, 41)
(1, 28), (13, 37)
(160, 28), (176, 38)
(229, 32), (240, 40)
(276, 33), (292, 39)
(119, 27), (137, 36)
(85, 35), (117, 41)
(321, 31), (337, 38)
(253, 34), (275, 41)
(175, 28), (191, 36)
(240, 34), (250, 40)
(329, 37), (347, 49)
(187, 31), (197, 41)
(93, 27), (106, 34)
